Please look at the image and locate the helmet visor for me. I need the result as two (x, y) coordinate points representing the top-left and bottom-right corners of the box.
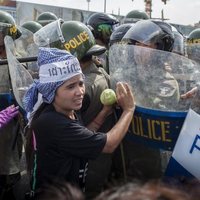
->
(33, 19), (65, 47)
(123, 20), (163, 46)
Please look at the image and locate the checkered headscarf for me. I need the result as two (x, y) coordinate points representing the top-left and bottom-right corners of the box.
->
(23, 47), (83, 113)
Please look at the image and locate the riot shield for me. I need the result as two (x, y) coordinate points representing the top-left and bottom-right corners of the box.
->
(109, 43), (200, 150)
(33, 19), (64, 47)
(4, 27), (37, 109)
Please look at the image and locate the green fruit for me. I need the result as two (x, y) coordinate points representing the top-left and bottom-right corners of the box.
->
(100, 89), (117, 105)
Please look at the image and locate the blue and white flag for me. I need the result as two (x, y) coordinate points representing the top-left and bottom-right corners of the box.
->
(165, 109), (200, 179)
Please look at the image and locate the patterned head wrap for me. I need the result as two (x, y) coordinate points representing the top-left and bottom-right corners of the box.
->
(23, 47), (83, 113)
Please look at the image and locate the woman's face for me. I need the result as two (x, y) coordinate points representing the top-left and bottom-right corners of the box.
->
(53, 74), (85, 114)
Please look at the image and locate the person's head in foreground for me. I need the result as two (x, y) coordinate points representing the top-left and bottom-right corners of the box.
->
(38, 180), (85, 200)
(94, 180), (191, 200)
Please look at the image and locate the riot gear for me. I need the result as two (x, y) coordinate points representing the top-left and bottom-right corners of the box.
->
(61, 21), (107, 60)
(109, 23), (134, 46)
(36, 12), (58, 26)
(123, 20), (174, 52)
(187, 28), (200, 44)
(21, 21), (42, 33)
(0, 12), (23, 198)
(123, 10), (150, 24)
(34, 19), (106, 61)
(86, 12), (119, 45)
(0, 10), (15, 24)
(186, 28), (200, 63)
(0, 11), (21, 45)
(172, 30), (185, 56)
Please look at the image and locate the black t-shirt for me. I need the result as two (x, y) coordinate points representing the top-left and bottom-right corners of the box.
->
(32, 104), (106, 190)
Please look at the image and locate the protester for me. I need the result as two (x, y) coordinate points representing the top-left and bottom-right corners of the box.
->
(181, 86), (198, 99)
(181, 28), (200, 101)
(23, 47), (135, 199)
(43, 20), (117, 198)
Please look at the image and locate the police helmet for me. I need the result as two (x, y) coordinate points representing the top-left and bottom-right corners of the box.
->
(21, 21), (43, 33)
(109, 23), (134, 46)
(122, 19), (174, 52)
(123, 10), (149, 24)
(86, 12), (119, 45)
(38, 20), (105, 61)
(187, 28), (200, 45)
(186, 28), (200, 62)
(36, 12), (58, 26)
(61, 21), (106, 60)
(0, 10), (21, 45)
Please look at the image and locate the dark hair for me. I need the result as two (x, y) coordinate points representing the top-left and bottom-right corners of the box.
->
(38, 180), (85, 200)
(94, 180), (190, 200)
(181, 178), (200, 200)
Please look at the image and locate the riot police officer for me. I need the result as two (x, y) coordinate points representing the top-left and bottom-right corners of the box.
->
(86, 12), (120, 73)
(0, 10), (22, 200)
(122, 19), (179, 109)
(115, 19), (180, 180)
(86, 12), (119, 49)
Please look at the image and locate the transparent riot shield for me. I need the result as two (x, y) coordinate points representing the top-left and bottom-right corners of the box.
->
(33, 19), (64, 47)
(109, 43), (200, 180)
(14, 27), (39, 78)
(4, 27), (37, 109)
(110, 43), (200, 149)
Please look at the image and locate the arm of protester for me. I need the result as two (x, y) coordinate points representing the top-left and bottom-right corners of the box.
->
(86, 105), (113, 131)
(181, 86), (198, 99)
(102, 82), (135, 153)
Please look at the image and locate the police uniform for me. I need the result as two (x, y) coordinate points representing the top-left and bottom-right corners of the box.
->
(80, 62), (116, 199)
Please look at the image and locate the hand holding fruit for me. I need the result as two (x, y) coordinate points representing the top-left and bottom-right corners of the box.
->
(100, 88), (117, 105)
